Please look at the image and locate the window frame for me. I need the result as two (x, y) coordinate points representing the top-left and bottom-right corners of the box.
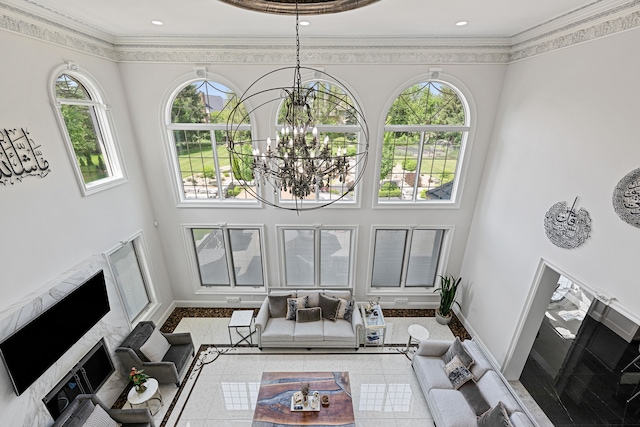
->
(163, 72), (260, 208)
(50, 62), (127, 196)
(374, 76), (473, 209)
(277, 225), (358, 289)
(184, 224), (267, 294)
(367, 225), (453, 296)
(105, 231), (160, 325)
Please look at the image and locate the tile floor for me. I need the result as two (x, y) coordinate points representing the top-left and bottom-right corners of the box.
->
(141, 316), (550, 427)
(144, 317), (454, 426)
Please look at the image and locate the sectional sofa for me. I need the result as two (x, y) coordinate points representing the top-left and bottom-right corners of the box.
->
(412, 338), (537, 427)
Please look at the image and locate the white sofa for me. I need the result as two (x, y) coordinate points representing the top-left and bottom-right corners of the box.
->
(412, 338), (537, 427)
(254, 289), (363, 349)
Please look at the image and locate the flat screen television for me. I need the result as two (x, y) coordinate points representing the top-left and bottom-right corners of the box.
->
(0, 270), (110, 395)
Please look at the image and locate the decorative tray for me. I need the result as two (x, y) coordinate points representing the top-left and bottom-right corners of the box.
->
(291, 391), (320, 412)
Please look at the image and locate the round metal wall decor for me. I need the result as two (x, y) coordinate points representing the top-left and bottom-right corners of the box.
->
(612, 167), (640, 228)
(544, 199), (592, 249)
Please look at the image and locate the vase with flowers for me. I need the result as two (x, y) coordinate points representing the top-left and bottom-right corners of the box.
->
(129, 367), (149, 393)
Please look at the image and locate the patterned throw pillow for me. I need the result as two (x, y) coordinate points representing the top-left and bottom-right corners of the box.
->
(444, 355), (465, 376)
(448, 365), (473, 389)
(286, 296), (308, 321)
(335, 298), (355, 322)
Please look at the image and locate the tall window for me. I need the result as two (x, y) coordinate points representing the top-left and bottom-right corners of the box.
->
(190, 226), (265, 287)
(108, 238), (154, 323)
(379, 81), (468, 203)
(51, 64), (125, 195)
(167, 80), (256, 203)
(371, 228), (444, 288)
(277, 80), (365, 206)
(280, 226), (355, 287)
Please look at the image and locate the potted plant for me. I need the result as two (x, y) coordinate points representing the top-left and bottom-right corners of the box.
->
(433, 275), (462, 325)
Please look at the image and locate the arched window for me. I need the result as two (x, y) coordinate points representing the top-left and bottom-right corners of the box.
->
(276, 80), (365, 205)
(51, 63), (126, 195)
(167, 80), (256, 203)
(378, 80), (469, 203)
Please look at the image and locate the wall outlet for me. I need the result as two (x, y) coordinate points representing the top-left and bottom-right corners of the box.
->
(226, 297), (241, 304)
(394, 298), (408, 305)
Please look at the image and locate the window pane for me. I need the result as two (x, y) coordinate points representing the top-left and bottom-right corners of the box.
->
(229, 229), (263, 286)
(320, 229), (351, 286)
(109, 242), (150, 321)
(419, 132), (461, 201)
(60, 104), (111, 184)
(284, 229), (315, 286)
(175, 129), (217, 199)
(386, 82), (464, 126)
(405, 230), (444, 287)
(192, 228), (230, 285)
(371, 230), (407, 287)
(55, 74), (91, 100)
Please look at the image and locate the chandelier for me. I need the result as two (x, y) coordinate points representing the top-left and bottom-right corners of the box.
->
(226, 1), (369, 212)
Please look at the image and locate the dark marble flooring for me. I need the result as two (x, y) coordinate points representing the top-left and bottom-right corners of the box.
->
(521, 315), (640, 426)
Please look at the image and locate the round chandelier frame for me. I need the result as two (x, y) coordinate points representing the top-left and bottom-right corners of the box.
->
(226, 5), (369, 212)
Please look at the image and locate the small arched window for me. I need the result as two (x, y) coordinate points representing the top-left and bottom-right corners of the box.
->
(167, 79), (256, 203)
(378, 80), (469, 204)
(51, 63), (126, 195)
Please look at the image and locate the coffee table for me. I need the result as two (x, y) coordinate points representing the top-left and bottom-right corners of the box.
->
(252, 372), (355, 426)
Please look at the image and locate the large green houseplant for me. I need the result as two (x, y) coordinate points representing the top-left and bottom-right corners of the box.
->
(433, 275), (462, 325)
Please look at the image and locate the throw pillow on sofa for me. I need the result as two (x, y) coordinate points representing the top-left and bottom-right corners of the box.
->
(335, 298), (355, 322)
(447, 365), (473, 389)
(443, 337), (474, 368)
(459, 381), (491, 416)
(297, 307), (322, 323)
(318, 293), (340, 321)
(268, 294), (293, 318)
(477, 401), (513, 427)
(286, 296), (308, 321)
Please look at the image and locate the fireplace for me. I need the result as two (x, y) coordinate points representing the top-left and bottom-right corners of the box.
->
(43, 338), (115, 420)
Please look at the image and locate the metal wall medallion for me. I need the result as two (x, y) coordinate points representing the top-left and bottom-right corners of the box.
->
(544, 198), (592, 249)
(612, 167), (640, 228)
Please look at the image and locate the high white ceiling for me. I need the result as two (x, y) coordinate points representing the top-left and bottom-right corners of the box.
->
(7, 0), (602, 41)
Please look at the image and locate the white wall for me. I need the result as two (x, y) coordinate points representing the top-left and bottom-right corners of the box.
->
(117, 60), (506, 306)
(460, 27), (640, 376)
(0, 30), (174, 315)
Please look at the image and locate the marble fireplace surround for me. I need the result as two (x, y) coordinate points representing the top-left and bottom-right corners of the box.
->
(0, 255), (132, 427)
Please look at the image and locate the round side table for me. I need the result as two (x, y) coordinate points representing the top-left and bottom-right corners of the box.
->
(127, 377), (163, 415)
(406, 324), (430, 358)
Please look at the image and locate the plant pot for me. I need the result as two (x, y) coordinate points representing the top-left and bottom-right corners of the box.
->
(435, 310), (452, 325)
(135, 383), (147, 393)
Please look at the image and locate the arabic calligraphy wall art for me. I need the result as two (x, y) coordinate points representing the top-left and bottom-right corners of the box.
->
(544, 197), (592, 249)
(0, 128), (50, 185)
(612, 167), (640, 228)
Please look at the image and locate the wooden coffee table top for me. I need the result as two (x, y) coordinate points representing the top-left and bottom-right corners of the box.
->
(253, 372), (355, 426)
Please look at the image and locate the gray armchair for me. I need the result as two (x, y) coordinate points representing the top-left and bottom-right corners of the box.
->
(115, 321), (194, 387)
(51, 394), (155, 427)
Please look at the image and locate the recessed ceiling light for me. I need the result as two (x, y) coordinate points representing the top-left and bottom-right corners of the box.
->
(299, 21), (310, 26)
(456, 21), (468, 27)
(151, 20), (164, 26)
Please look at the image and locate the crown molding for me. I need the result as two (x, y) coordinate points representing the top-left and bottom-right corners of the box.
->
(0, 0), (639, 65)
